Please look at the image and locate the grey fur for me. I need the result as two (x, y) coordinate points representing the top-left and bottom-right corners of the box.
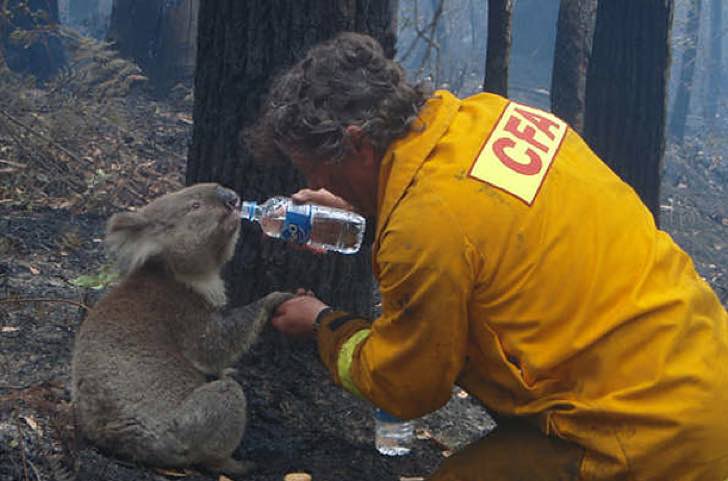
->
(71, 183), (293, 475)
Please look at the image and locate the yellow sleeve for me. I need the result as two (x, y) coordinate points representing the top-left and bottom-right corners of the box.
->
(316, 308), (371, 391)
(319, 194), (476, 419)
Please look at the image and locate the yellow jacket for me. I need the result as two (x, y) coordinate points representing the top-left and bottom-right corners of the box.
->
(316, 90), (728, 480)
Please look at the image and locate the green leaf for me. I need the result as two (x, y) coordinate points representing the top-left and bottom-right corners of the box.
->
(70, 269), (118, 290)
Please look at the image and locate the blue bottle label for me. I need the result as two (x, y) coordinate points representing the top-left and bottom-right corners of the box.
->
(281, 204), (312, 244)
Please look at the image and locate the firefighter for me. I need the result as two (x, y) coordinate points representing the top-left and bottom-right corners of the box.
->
(247, 32), (728, 481)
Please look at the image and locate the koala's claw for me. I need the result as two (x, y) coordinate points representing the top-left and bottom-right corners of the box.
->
(260, 291), (295, 315)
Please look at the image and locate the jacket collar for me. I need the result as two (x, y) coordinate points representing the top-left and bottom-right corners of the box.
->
(374, 90), (461, 248)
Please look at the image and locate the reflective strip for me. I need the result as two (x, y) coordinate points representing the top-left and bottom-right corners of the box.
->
(337, 329), (371, 398)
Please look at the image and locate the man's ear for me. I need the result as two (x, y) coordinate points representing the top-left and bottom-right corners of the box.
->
(345, 125), (374, 163)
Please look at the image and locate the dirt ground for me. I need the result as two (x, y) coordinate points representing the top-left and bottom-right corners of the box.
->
(1, 33), (727, 481)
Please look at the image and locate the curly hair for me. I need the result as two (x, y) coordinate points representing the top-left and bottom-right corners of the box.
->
(246, 32), (429, 165)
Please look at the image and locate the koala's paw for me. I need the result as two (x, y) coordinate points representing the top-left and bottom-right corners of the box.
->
(260, 291), (295, 316)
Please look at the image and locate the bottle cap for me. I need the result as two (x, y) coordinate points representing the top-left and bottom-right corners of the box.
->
(240, 201), (257, 220)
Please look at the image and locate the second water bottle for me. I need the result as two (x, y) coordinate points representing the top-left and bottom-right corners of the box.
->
(374, 408), (415, 456)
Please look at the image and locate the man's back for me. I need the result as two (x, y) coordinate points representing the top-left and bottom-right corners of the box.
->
(374, 90), (728, 480)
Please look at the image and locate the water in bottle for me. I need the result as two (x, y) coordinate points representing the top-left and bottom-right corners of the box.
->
(374, 408), (414, 456)
(240, 196), (366, 254)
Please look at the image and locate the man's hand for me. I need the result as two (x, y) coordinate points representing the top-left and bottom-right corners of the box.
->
(289, 188), (354, 255)
(271, 290), (329, 337)
(292, 188), (354, 212)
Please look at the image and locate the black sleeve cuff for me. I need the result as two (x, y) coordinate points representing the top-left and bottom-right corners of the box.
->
(315, 306), (335, 328)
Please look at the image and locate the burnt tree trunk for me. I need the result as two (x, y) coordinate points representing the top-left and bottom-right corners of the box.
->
(1, 0), (66, 82)
(429, 0), (446, 87)
(107, 0), (164, 73)
(188, 1), (398, 314)
(583, 0), (674, 224)
(670, 0), (702, 144)
(155, 0), (197, 89)
(484, 0), (512, 96)
(550, 0), (597, 133)
(703, 0), (722, 130)
(108, 0), (197, 90)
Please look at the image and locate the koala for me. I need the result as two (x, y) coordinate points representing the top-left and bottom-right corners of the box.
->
(71, 183), (293, 475)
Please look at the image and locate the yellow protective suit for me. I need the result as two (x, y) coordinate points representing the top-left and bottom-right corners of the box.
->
(316, 90), (728, 481)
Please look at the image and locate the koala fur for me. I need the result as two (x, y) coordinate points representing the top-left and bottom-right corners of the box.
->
(71, 183), (293, 475)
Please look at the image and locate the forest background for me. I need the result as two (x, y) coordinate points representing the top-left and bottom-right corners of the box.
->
(0, 1), (726, 480)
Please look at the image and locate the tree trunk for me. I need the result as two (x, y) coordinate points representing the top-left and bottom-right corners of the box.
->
(670, 0), (701, 144)
(188, 0), (398, 313)
(108, 0), (198, 91)
(583, 0), (674, 224)
(1, 0), (66, 82)
(484, 0), (512, 96)
(429, 0), (446, 87)
(550, 0), (597, 133)
(154, 0), (198, 89)
(703, 0), (722, 130)
(107, 0), (164, 72)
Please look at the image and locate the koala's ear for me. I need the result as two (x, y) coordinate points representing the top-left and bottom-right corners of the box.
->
(105, 211), (162, 275)
(107, 211), (147, 234)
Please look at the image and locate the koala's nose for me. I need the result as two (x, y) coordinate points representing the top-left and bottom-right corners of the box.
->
(216, 185), (240, 209)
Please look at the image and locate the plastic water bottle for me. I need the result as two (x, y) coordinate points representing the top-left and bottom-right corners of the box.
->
(241, 196), (366, 254)
(374, 408), (414, 456)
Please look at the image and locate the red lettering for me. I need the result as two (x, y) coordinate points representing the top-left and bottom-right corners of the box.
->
(492, 137), (543, 175)
(503, 116), (549, 153)
(514, 107), (560, 141)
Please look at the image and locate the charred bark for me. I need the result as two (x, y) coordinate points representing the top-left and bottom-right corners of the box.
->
(484, 0), (512, 96)
(107, 0), (164, 73)
(670, 0), (701, 144)
(703, 0), (722, 130)
(108, 0), (198, 91)
(583, 0), (674, 224)
(154, 0), (197, 89)
(550, 0), (597, 133)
